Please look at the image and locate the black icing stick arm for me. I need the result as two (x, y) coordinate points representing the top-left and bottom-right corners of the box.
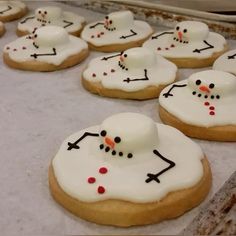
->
(123, 69), (149, 83)
(228, 53), (236, 59)
(30, 48), (57, 59)
(89, 22), (104, 29)
(145, 150), (176, 183)
(20, 16), (35, 24)
(162, 84), (187, 98)
(0, 5), (12, 14)
(101, 52), (122, 61)
(63, 20), (73, 28)
(151, 31), (174, 40)
(120, 29), (137, 39)
(67, 132), (99, 150)
(193, 40), (214, 53)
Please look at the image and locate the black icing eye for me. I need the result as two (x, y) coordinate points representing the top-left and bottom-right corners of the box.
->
(100, 130), (106, 137)
(176, 26), (180, 31)
(105, 16), (108, 19)
(109, 20), (112, 24)
(183, 29), (187, 33)
(209, 83), (215, 89)
(114, 137), (121, 143)
(44, 11), (47, 14)
(196, 80), (201, 85)
(34, 34), (37, 38)
(124, 54), (127, 57)
(38, 10), (41, 14)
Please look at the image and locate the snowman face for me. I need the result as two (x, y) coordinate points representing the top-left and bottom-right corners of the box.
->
(188, 70), (236, 99)
(173, 21), (209, 44)
(104, 11), (133, 31)
(98, 113), (159, 159)
(35, 6), (62, 22)
(118, 47), (156, 71)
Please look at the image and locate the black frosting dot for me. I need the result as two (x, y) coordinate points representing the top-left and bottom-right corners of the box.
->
(211, 95), (215, 99)
(119, 152), (123, 156)
(124, 54), (127, 57)
(198, 94), (202, 97)
(100, 144), (104, 149)
(127, 153), (133, 158)
(114, 137), (121, 143)
(209, 83), (215, 89)
(216, 95), (220, 99)
(196, 80), (201, 85)
(112, 150), (116, 155)
(183, 29), (187, 33)
(176, 26), (180, 30)
(192, 91), (196, 95)
(204, 95), (208, 99)
(105, 147), (110, 152)
(100, 130), (106, 137)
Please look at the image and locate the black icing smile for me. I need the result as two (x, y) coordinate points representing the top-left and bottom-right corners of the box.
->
(173, 26), (189, 44)
(104, 16), (116, 31)
(118, 53), (128, 71)
(99, 130), (133, 158)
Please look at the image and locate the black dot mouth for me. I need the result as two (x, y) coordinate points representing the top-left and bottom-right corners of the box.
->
(99, 144), (133, 158)
(118, 61), (128, 71)
(192, 91), (220, 100)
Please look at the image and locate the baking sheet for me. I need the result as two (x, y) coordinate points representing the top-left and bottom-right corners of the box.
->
(0, 1), (235, 235)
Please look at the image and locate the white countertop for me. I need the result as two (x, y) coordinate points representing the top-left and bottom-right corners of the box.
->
(0, 1), (235, 235)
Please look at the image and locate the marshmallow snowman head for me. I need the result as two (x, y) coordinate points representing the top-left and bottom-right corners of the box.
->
(188, 70), (236, 99)
(35, 6), (62, 22)
(33, 26), (69, 47)
(173, 21), (209, 44)
(104, 11), (134, 31)
(99, 113), (158, 158)
(118, 47), (156, 71)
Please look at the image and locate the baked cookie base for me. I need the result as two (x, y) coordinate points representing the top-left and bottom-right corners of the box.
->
(49, 157), (211, 227)
(82, 74), (177, 100)
(0, 7), (27, 22)
(87, 32), (153, 52)
(3, 49), (89, 72)
(165, 44), (228, 68)
(0, 24), (5, 37)
(159, 105), (236, 141)
(16, 22), (86, 37)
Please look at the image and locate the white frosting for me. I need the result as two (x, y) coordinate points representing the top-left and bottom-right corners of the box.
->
(213, 49), (236, 76)
(0, 1), (25, 17)
(143, 21), (226, 59)
(18, 6), (85, 34)
(52, 112), (204, 203)
(159, 70), (236, 127)
(83, 47), (177, 92)
(4, 25), (88, 66)
(81, 10), (153, 46)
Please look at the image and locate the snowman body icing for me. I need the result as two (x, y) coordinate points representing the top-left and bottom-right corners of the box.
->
(0, 1), (25, 17)
(159, 70), (236, 127)
(213, 49), (236, 76)
(18, 6), (85, 34)
(52, 113), (204, 203)
(4, 25), (88, 65)
(83, 47), (177, 92)
(143, 21), (226, 59)
(81, 11), (153, 47)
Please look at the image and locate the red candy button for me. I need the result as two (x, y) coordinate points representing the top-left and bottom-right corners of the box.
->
(209, 106), (215, 110)
(99, 167), (108, 174)
(209, 111), (215, 116)
(204, 102), (210, 106)
(87, 177), (96, 184)
(97, 186), (105, 194)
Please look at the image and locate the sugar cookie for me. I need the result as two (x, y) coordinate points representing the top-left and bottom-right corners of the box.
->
(17, 6), (85, 37)
(49, 112), (211, 227)
(213, 49), (236, 76)
(143, 21), (228, 68)
(0, 21), (5, 37)
(81, 11), (153, 52)
(3, 25), (89, 72)
(0, 1), (27, 22)
(159, 70), (236, 141)
(82, 47), (177, 100)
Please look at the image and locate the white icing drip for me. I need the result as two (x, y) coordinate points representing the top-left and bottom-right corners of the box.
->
(52, 113), (204, 203)
(4, 26), (88, 66)
(18, 6), (85, 34)
(81, 11), (152, 46)
(83, 47), (177, 92)
(0, 1), (25, 16)
(159, 70), (236, 127)
(143, 21), (226, 59)
(213, 49), (236, 76)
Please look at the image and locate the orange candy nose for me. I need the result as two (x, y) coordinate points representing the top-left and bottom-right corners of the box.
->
(120, 56), (124, 62)
(105, 137), (115, 149)
(199, 85), (210, 93)
(178, 31), (183, 40)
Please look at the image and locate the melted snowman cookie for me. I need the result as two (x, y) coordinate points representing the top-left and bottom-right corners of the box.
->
(81, 10), (153, 52)
(159, 70), (236, 141)
(0, 1), (27, 22)
(82, 47), (177, 100)
(0, 21), (5, 37)
(213, 49), (236, 76)
(3, 25), (88, 71)
(49, 112), (212, 226)
(17, 6), (85, 37)
(143, 21), (227, 68)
